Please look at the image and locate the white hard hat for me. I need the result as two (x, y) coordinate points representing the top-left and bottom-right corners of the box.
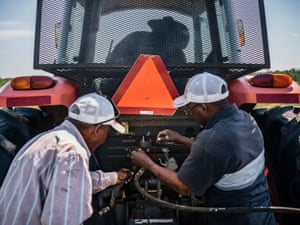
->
(68, 93), (125, 133)
(173, 72), (229, 107)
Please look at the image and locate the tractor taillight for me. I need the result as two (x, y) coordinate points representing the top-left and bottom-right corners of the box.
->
(11, 76), (55, 90)
(249, 74), (293, 88)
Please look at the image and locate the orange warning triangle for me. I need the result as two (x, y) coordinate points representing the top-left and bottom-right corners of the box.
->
(112, 55), (179, 115)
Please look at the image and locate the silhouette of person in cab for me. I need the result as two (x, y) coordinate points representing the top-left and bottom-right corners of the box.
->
(106, 16), (189, 65)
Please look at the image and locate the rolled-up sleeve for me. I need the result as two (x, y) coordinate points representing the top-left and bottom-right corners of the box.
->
(90, 170), (118, 193)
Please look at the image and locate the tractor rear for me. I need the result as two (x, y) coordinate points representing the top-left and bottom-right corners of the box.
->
(0, 0), (300, 224)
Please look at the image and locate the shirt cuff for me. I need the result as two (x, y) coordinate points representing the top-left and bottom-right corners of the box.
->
(106, 171), (118, 185)
(91, 170), (118, 193)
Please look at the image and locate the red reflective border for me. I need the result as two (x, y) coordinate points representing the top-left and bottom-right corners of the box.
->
(256, 94), (299, 103)
(7, 96), (51, 107)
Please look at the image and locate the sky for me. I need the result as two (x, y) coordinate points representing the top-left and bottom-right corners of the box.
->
(0, 0), (299, 78)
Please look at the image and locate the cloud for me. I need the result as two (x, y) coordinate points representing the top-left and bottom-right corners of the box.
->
(0, 20), (31, 28)
(290, 33), (300, 38)
(0, 20), (34, 40)
(0, 30), (33, 40)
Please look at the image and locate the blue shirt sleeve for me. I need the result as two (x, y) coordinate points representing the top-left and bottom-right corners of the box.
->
(177, 135), (225, 197)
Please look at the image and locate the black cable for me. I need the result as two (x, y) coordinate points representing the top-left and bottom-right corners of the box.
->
(97, 183), (124, 216)
(134, 167), (300, 214)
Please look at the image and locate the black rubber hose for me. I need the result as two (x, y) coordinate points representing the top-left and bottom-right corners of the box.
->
(97, 183), (124, 216)
(134, 167), (300, 214)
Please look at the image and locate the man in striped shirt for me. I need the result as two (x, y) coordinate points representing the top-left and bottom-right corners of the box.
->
(0, 93), (131, 225)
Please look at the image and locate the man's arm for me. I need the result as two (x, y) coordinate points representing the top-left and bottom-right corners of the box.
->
(156, 129), (194, 148)
(90, 168), (132, 193)
(90, 170), (118, 193)
(130, 150), (189, 195)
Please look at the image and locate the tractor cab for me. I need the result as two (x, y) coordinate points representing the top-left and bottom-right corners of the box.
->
(36, 0), (269, 82)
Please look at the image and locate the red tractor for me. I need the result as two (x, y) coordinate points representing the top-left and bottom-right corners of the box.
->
(0, 0), (300, 224)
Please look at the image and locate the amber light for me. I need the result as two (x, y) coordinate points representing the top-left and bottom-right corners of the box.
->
(249, 74), (293, 88)
(10, 76), (56, 90)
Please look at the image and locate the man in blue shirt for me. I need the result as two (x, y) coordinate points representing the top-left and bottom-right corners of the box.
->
(130, 72), (276, 225)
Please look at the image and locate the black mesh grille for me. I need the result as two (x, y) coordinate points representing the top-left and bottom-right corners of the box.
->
(35, 0), (269, 78)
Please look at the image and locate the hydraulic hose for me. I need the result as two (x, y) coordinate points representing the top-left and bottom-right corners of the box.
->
(97, 183), (124, 216)
(134, 167), (300, 214)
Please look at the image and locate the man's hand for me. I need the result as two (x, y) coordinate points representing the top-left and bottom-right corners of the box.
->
(157, 129), (194, 148)
(130, 148), (190, 196)
(130, 149), (154, 170)
(156, 129), (182, 143)
(117, 168), (133, 184)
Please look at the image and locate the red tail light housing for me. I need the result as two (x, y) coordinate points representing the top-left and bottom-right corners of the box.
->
(249, 74), (293, 88)
(10, 76), (56, 90)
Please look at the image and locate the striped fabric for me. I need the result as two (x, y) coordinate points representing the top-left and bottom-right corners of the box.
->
(0, 120), (118, 225)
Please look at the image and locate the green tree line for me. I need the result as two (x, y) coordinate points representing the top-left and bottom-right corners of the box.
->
(0, 78), (11, 87)
(272, 68), (300, 84)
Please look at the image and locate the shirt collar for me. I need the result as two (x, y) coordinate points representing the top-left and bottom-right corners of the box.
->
(205, 104), (238, 129)
(55, 120), (91, 158)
